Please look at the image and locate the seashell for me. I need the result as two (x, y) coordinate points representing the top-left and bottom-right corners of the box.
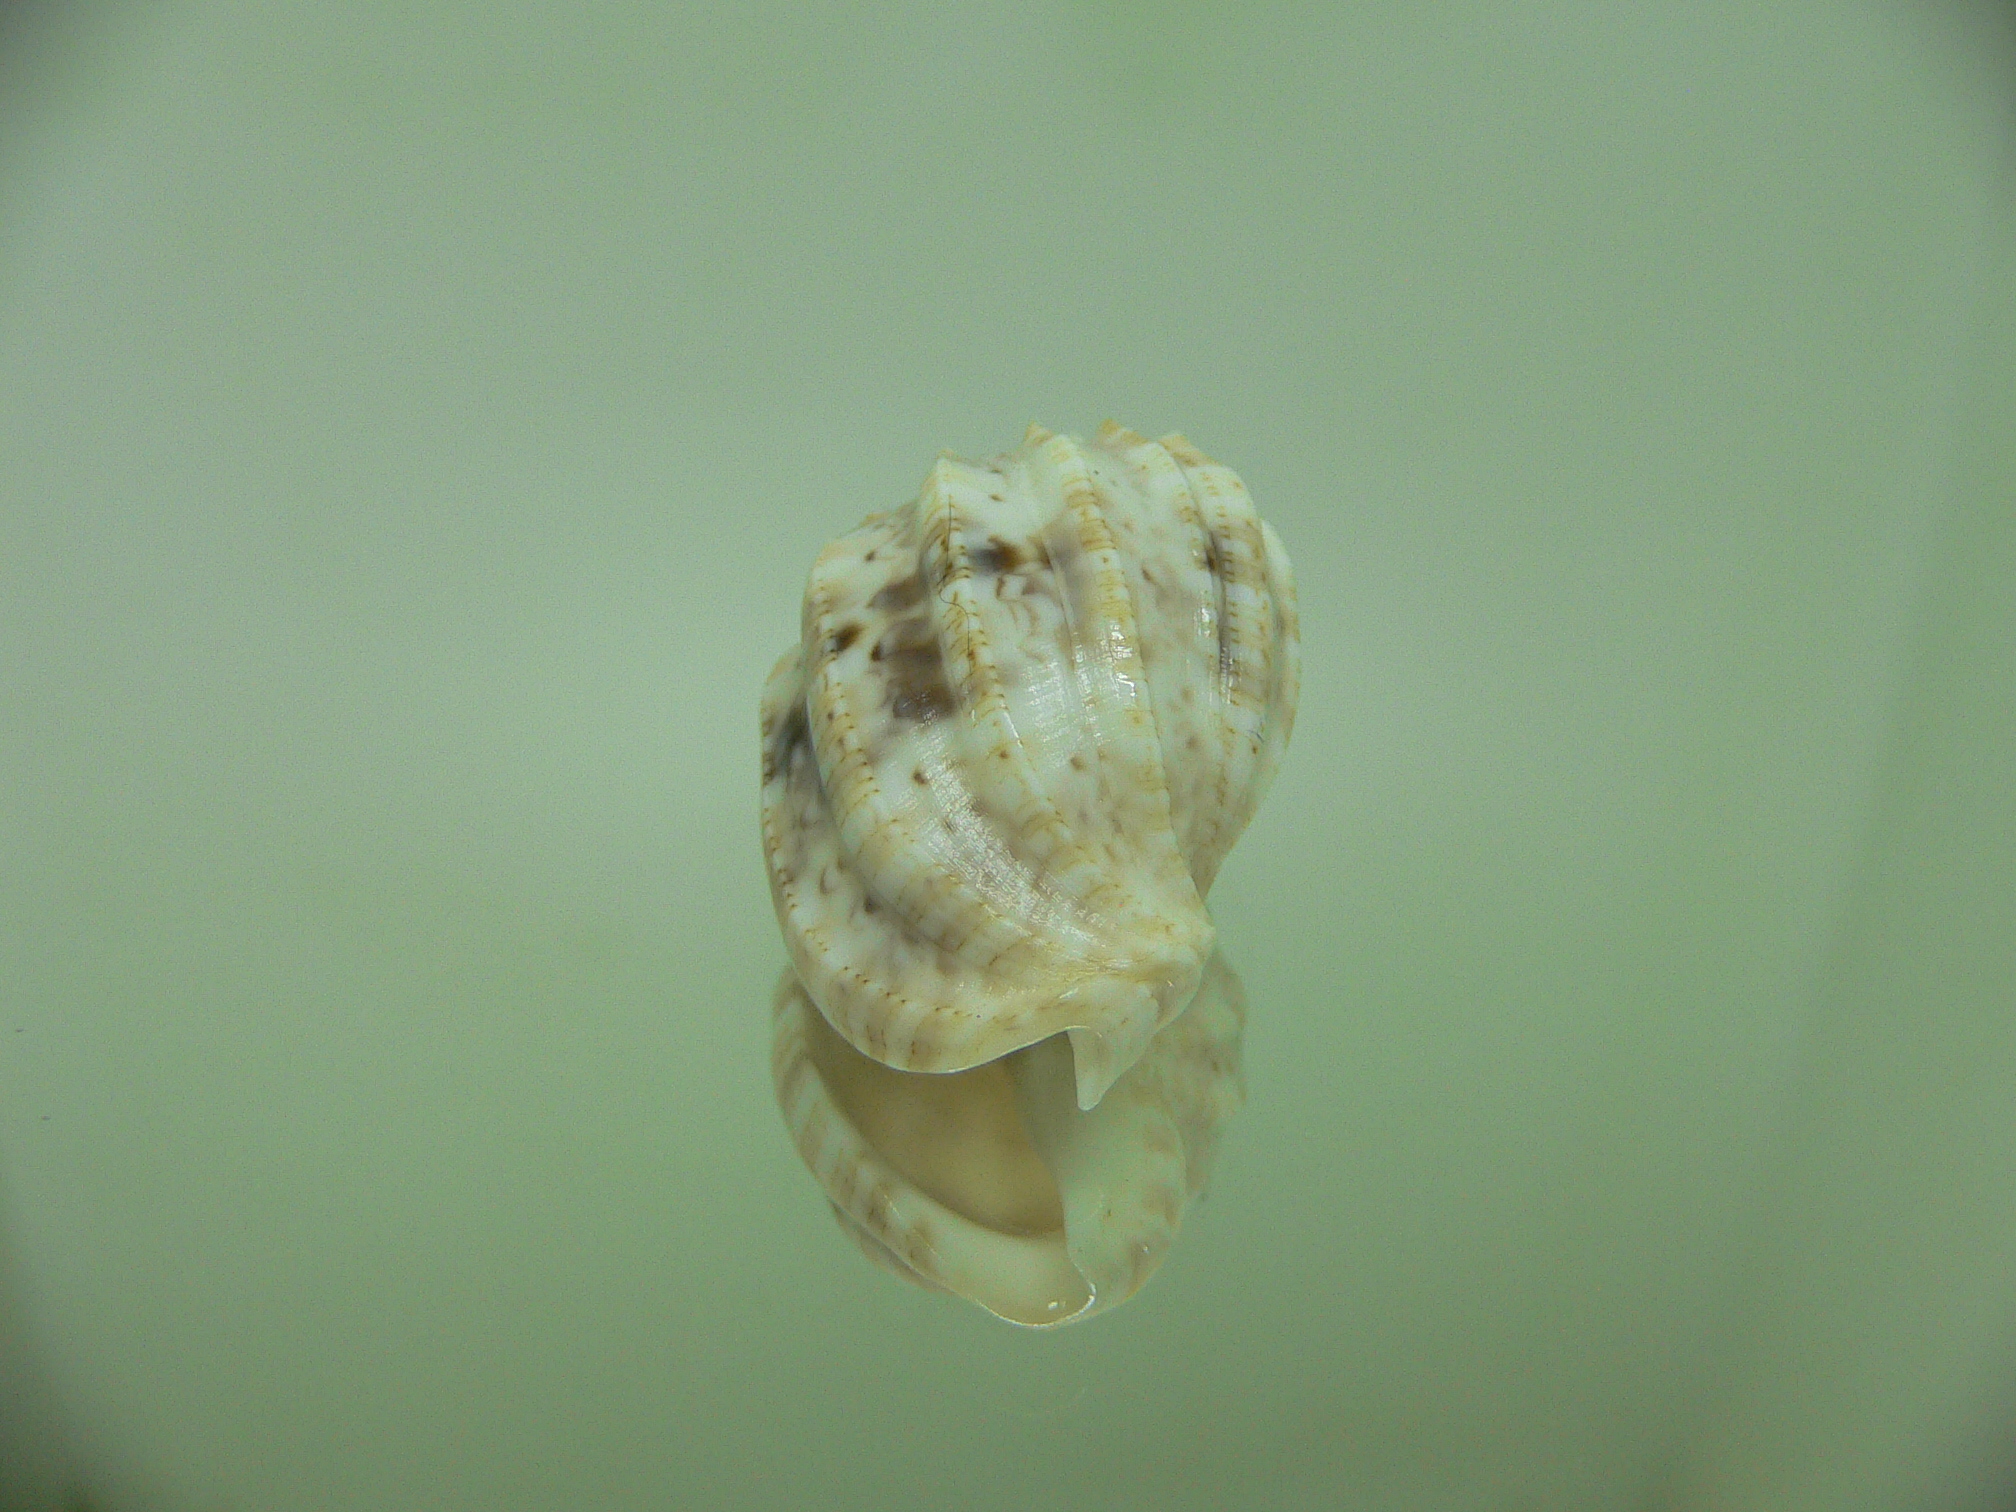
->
(761, 421), (1298, 1322)
(771, 950), (1248, 1327)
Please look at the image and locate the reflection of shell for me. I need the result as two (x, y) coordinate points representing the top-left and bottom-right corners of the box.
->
(761, 422), (1295, 1322)
(760, 422), (1298, 1110)
(771, 951), (1248, 1327)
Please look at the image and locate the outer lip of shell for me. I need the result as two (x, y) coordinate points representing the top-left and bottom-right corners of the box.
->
(770, 953), (1250, 1328)
(1059, 965), (1197, 1111)
(771, 970), (1098, 1328)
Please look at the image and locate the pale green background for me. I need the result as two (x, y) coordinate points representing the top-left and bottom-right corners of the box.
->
(2, 4), (2013, 1510)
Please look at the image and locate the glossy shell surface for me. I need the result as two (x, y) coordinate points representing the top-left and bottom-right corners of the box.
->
(761, 422), (1297, 1323)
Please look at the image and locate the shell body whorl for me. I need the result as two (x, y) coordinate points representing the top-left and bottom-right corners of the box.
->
(761, 422), (1299, 1111)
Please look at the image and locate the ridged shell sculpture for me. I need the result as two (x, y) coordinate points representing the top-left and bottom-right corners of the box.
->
(761, 422), (1299, 1326)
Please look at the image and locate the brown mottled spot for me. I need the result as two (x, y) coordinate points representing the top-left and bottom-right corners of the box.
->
(870, 573), (925, 614)
(912, 768), (929, 785)
(862, 894), (879, 916)
(1202, 533), (1223, 580)
(871, 613), (953, 721)
(830, 622), (861, 654)
(864, 1181), (896, 1226)
(1068, 753), (1086, 771)
(886, 646), (954, 723)
(873, 613), (932, 661)
(763, 701), (810, 784)
(971, 535), (1027, 575)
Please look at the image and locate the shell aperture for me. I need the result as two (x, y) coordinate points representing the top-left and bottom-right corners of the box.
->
(762, 422), (1297, 1324)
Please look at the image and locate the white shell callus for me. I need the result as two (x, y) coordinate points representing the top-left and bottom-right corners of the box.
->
(762, 422), (1297, 1323)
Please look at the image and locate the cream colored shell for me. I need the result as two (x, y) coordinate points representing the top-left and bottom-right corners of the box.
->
(761, 422), (1297, 1323)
